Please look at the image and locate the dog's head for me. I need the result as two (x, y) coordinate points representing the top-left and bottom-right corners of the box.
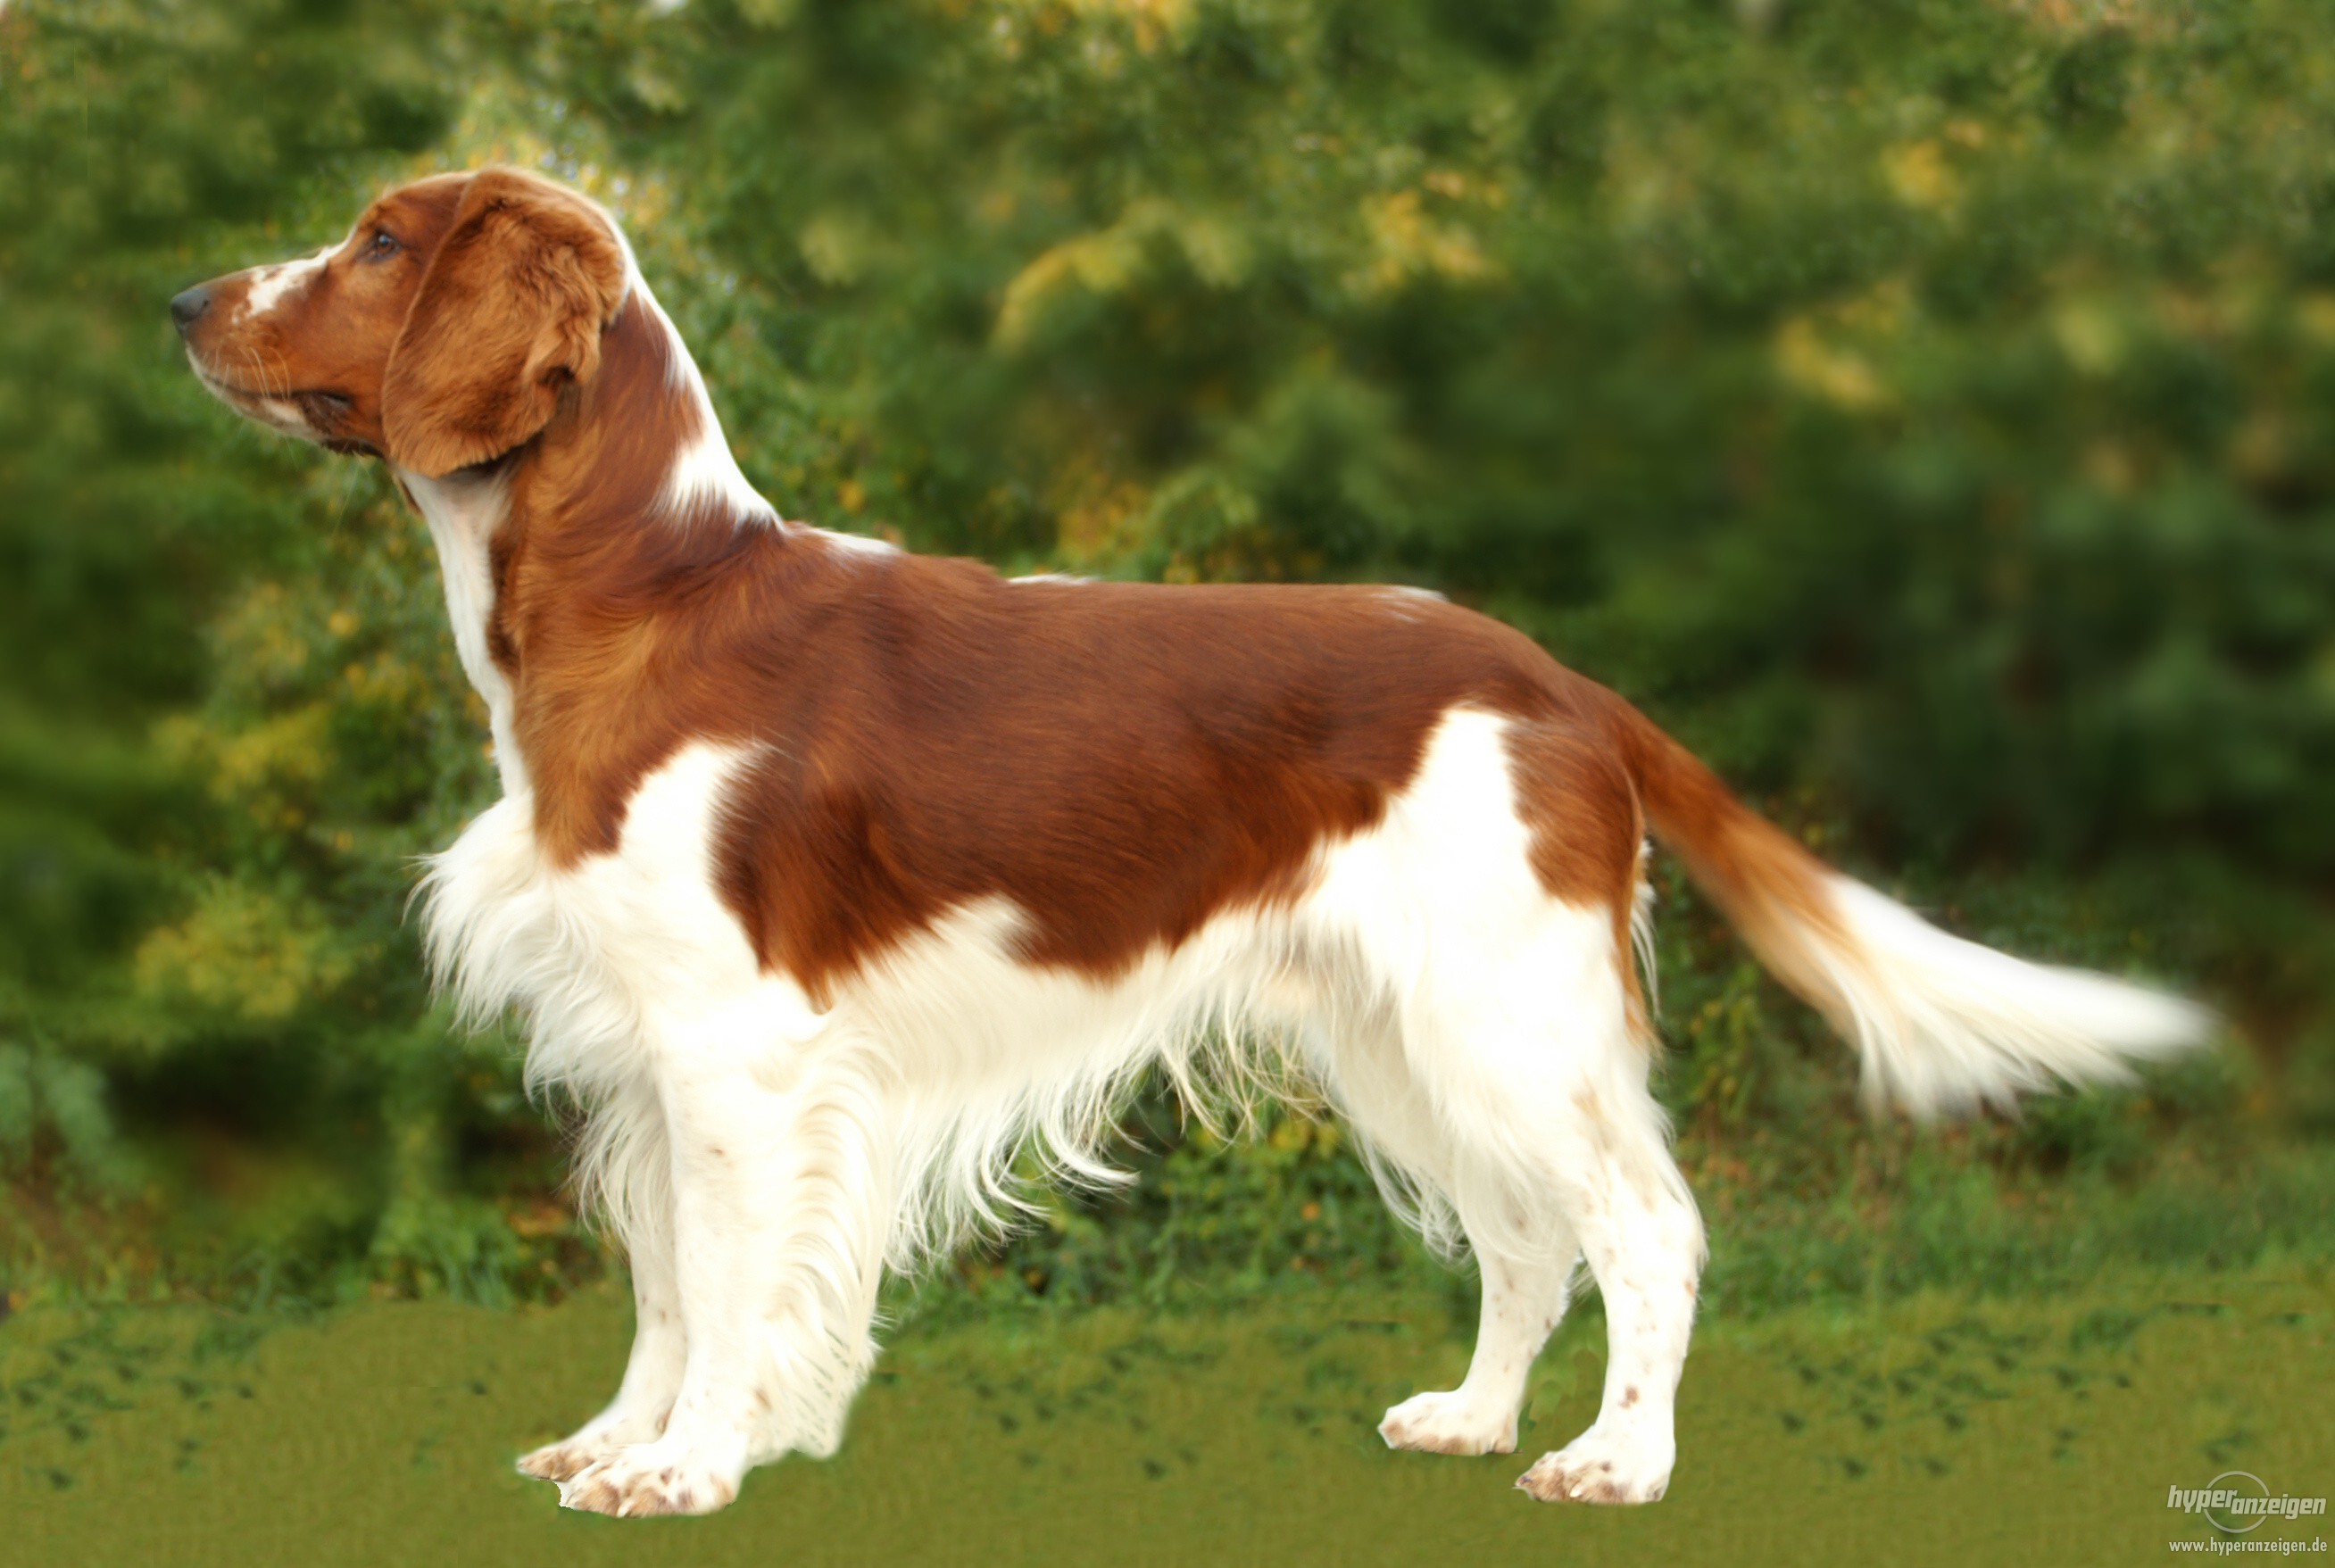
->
(171, 168), (629, 479)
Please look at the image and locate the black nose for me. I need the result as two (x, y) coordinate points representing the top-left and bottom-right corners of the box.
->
(169, 286), (211, 336)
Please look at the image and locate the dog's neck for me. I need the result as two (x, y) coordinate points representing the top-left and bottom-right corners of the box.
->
(395, 273), (787, 805)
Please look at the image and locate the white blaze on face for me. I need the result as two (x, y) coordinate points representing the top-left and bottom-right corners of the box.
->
(235, 235), (344, 324)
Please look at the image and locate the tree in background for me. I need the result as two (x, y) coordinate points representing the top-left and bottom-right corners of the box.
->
(3, 0), (2330, 1307)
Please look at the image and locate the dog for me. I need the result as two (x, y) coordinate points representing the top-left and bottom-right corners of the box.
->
(172, 168), (2207, 1517)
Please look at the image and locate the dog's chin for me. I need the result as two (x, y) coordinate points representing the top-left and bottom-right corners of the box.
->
(190, 361), (367, 453)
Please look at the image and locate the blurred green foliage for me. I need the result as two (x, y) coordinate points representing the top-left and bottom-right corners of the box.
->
(2, 0), (2331, 1309)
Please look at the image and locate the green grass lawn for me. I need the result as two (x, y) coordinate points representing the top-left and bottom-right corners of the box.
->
(5, 1272), (2329, 1567)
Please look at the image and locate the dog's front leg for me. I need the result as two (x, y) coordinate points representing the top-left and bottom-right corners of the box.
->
(558, 1011), (895, 1519)
(519, 1075), (689, 1482)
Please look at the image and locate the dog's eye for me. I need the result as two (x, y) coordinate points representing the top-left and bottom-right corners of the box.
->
(366, 229), (402, 261)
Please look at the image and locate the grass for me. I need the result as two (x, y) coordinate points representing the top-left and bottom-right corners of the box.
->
(4, 1267), (2330, 1567)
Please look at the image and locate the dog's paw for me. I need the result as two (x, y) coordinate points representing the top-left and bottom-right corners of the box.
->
(518, 1439), (611, 1484)
(1377, 1390), (1517, 1456)
(518, 1406), (672, 1484)
(1515, 1424), (1674, 1505)
(557, 1441), (742, 1518)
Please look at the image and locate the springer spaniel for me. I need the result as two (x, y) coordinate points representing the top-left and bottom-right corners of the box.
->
(171, 169), (2206, 1517)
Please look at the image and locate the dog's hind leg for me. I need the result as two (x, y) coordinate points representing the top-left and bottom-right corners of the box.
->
(1307, 706), (1702, 1497)
(1378, 1242), (1579, 1456)
(1384, 966), (1700, 1501)
(1317, 1009), (1583, 1459)
(1407, 901), (1701, 1504)
(1513, 1058), (1704, 1504)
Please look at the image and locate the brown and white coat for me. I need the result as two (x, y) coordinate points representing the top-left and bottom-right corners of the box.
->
(173, 170), (2206, 1518)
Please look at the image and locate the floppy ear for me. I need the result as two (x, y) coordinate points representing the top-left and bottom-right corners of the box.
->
(381, 170), (628, 477)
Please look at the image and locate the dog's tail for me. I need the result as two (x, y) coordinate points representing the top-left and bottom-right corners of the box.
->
(1602, 696), (2211, 1116)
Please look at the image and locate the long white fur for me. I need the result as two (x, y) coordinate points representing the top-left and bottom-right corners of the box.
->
(1793, 875), (2209, 1117)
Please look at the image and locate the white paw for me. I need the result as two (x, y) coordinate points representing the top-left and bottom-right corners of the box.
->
(519, 1439), (615, 1485)
(517, 1405), (673, 1484)
(1378, 1390), (1518, 1456)
(1515, 1423), (1674, 1505)
(557, 1439), (743, 1518)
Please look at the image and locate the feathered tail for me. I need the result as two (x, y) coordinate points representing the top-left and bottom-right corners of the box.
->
(1603, 699), (2211, 1116)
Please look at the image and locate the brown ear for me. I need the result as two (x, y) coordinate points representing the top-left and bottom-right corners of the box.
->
(381, 170), (628, 477)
